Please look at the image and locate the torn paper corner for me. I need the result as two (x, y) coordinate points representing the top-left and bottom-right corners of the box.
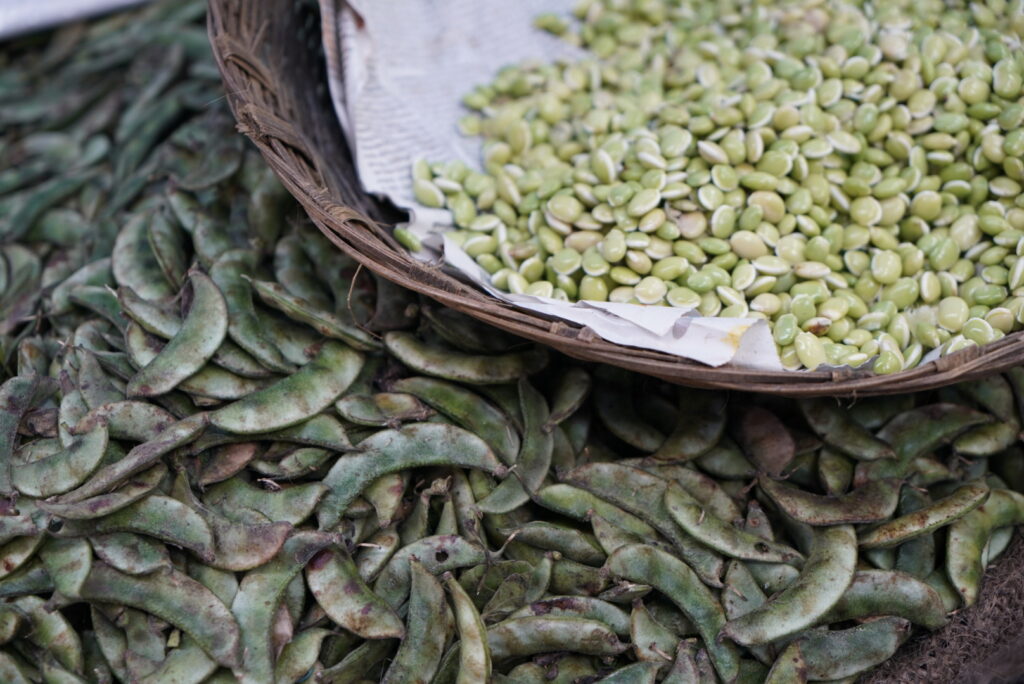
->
(319, 0), (787, 372)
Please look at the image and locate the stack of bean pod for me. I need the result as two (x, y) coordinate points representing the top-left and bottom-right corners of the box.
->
(3, 3), (1024, 683)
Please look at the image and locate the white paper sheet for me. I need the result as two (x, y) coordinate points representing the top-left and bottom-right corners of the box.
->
(0, 0), (150, 40)
(320, 0), (784, 371)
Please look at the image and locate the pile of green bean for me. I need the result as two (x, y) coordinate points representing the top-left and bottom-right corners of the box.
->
(411, 0), (1024, 373)
(3, 2), (1024, 683)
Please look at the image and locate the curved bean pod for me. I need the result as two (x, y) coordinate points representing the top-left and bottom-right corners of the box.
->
(696, 440), (757, 481)
(57, 494), (214, 562)
(594, 381), (665, 453)
(73, 400), (175, 443)
(273, 628), (330, 684)
(272, 233), (333, 311)
(721, 525), (857, 646)
(859, 481), (990, 549)
(814, 450), (852, 499)
(111, 213), (174, 301)
(563, 463), (724, 586)
(959, 375), (1016, 424)
(249, 278), (380, 352)
(486, 616), (627, 661)
(478, 379), (552, 513)
(822, 570), (946, 629)
(0, 559), (52, 599)
(857, 404), (991, 484)
(381, 560), (450, 684)
(759, 475), (901, 526)
(190, 414), (356, 456)
(373, 535), (486, 608)
(203, 478), (325, 526)
(606, 544), (739, 682)
(119, 286), (272, 379)
(335, 392), (432, 427)
(306, 547), (404, 640)
(11, 595), (82, 674)
(390, 376), (520, 464)
(0, 514), (38, 547)
(362, 472), (408, 528)
(502, 521), (605, 566)
(648, 464), (742, 522)
(79, 562), (241, 669)
(665, 483), (803, 565)
(76, 349), (125, 409)
(535, 484), (659, 539)
(551, 556), (608, 596)
(317, 638), (393, 683)
(606, 548), (737, 679)
(947, 488), (1024, 605)
(38, 463), (166, 520)
(794, 617), (912, 680)
(764, 642), (807, 684)
(384, 331), (548, 385)
(953, 422), (1020, 457)
(630, 600), (677, 670)
(444, 573), (492, 684)
(56, 412), (207, 503)
(320, 423), (504, 529)
(983, 525), (1014, 567)
(171, 473), (292, 571)
(600, 661), (661, 683)
(798, 398), (894, 461)
(211, 340), (363, 434)
(508, 595), (631, 636)
(252, 308), (325, 368)
(210, 249), (294, 374)
(89, 532), (170, 575)
(545, 367), (591, 429)
(1, 375), (59, 494)
(127, 271), (228, 398)
(230, 531), (335, 683)
(12, 420), (107, 497)
(653, 392), (727, 461)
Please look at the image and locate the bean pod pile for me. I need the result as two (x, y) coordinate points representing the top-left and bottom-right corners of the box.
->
(413, 0), (1024, 373)
(2, 3), (1024, 683)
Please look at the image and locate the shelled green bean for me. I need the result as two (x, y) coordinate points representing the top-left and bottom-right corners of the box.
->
(412, 0), (1024, 373)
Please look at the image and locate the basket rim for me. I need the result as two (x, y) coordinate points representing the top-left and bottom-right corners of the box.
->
(205, 0), (1024, 398)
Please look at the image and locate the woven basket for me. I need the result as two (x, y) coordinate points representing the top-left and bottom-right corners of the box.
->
(205, 1), (1024, 680)
(207, 0), (1024, 398)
